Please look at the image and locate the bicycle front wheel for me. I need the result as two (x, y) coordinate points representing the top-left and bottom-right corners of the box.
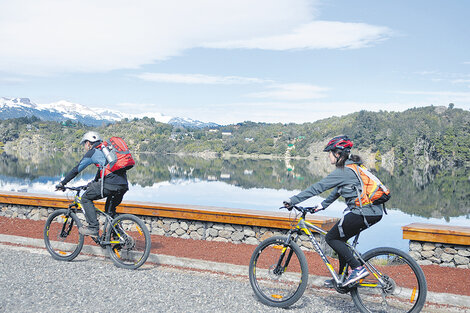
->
(44, 209), (84, 261)
(249, 236), (308, 308)
(351, 247), (427, 313)
(106, 214), (151, 269)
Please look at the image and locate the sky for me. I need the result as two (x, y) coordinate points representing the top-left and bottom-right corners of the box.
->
(0, 0), (469, 124)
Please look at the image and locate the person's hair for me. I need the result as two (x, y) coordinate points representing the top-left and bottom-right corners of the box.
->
(333, 149), (362, 168)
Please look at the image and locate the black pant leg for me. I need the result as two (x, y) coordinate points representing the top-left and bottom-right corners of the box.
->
(82, 180), (129, 228)
(81, 181), (103, 229)
(326, 213), (382, 270)
(104, 186), (127, 216)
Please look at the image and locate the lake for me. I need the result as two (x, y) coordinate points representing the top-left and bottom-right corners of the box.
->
(1, 152), (469, 252)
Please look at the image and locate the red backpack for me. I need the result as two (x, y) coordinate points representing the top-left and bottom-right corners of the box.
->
(98, 137), (135, 177)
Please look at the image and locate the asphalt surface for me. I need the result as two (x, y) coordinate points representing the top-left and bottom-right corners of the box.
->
(2, 240), (470, 313)
(0, 244), (357, 313)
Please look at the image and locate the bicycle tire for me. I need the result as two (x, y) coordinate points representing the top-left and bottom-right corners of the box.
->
(44, 209), (84, 261)
(106, 214), (151, 269)
(249, 236), (309, 308)
(350, 247), (427, 313)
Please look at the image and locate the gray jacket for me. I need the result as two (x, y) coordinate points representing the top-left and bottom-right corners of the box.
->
(289, 160), (383, 216)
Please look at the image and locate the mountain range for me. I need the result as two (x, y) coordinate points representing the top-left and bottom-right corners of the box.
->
(0, 97), (218, 128)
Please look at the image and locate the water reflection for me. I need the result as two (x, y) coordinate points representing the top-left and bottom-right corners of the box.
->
(0, 151), (469, 220)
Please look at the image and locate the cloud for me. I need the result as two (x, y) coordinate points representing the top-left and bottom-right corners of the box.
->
(0, 0), (390, 75)
(398, 90), (470, 103)
(143, 100), (420, 125)
(412, 70), (470, 88)
(202, 21), (390, 50)
(451, 79), (470, 85)
(134, 72), (328, 101)
(414, 71), (438, 76)
(207, 100), (468, 124)
(96, 98), (468, 125)
(0, 77), (26, 84)
(247, 83), (329, 100)
(134, 73), (271, 85)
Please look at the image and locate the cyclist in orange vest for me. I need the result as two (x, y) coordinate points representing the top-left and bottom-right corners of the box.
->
(284, 135), (383, 287)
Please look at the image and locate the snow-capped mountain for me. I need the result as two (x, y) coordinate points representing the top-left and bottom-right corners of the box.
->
(0, 97), (109, 126)
(0, 97), (35, 109)
(0, 97), (72, 123)
(168, 117), (219, 128)
(0, 97), (219, 128)
(91, 107), (133, 122)
(39, 100), (103, 121)
(93, 107), (173, 124)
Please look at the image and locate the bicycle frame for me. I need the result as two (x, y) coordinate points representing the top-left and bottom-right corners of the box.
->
(64, 187), (127, 248)
(284, 209), (386, 289)
(46, 185), (151, 269)
(250, 206), (427, 311)
(286, 216), (346, 285)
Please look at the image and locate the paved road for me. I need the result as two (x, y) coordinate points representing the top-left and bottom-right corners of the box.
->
(0, 244), (356, 313)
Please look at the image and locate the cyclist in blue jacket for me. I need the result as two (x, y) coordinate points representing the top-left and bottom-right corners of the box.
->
(284, 135), (383, 287)
(55, 131), (128, 237)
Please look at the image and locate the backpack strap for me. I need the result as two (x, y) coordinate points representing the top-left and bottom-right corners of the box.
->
(337, 205), (370, 238)
(358, 165), (389, 194)
(338, 164), (371, 237)
(338, 211), (347, 238)
(345, 164), (366, 207)
(350, 164), (389, 215)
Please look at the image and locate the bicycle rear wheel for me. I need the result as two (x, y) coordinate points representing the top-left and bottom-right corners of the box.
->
(44, 209), (84, 261)
(106, 214), (151, 269)
(351, 247), (427, 313)
(249, 236), (308, 308)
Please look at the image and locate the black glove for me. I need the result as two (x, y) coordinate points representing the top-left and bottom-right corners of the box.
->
(283, 200), (293, 210)
(55, 182), (66, 191)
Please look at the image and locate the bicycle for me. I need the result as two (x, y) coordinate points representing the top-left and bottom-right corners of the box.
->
(249, 205), (427, 312)
(44, 186), (151, 269)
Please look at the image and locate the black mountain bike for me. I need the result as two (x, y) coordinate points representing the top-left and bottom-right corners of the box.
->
(249, 205), (427, 312)
(44, 186), (151, 269)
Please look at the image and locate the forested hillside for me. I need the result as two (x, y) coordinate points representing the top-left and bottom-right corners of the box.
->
(1, 105), (469, 167)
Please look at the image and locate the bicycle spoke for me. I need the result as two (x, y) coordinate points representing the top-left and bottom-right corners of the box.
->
(50, 216), (76, 255)
(106, 214), (151, 269)
(249, 236), (308, 308)
(351, 248), (427, 313)
(44, 209), (84, 261)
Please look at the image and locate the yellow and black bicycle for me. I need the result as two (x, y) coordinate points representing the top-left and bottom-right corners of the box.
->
(249, 205), (427, 312)
(44, 186), (151, 269)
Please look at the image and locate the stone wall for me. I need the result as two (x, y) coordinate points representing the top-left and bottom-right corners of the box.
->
(409, 241), (470, 269)
(0, 203), (328, 252)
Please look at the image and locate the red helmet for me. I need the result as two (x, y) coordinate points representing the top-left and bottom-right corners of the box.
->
(323, 135), (353, 152)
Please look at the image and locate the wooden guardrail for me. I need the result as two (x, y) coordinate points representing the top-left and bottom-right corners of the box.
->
(402, 223), (470, 246)
(0, 191), (338, 230)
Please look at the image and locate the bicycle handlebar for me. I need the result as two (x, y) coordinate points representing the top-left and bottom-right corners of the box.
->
(67, 186), (87, 191)
(280, 205), (324, 215)
(57, 186), (87, 192)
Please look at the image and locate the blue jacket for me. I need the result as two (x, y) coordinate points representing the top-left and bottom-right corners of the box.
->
(61, 142), (128, 187)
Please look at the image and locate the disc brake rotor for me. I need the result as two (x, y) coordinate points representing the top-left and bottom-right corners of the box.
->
(381, 275), (396, 295)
